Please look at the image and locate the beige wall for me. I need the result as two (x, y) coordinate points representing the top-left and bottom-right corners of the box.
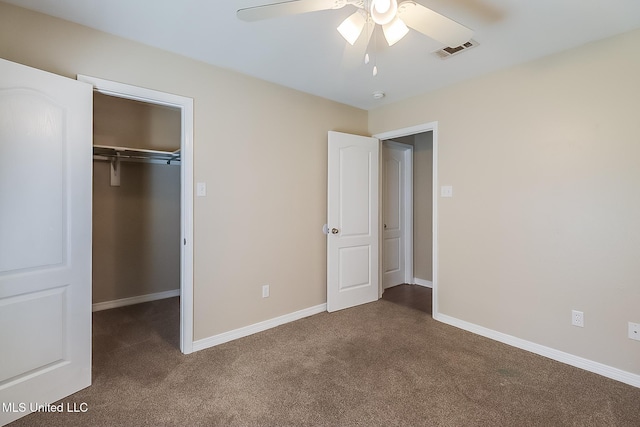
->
(370, 29), (640, 375)
(0, 2), (368, 339)
(92, 93), (181, 303)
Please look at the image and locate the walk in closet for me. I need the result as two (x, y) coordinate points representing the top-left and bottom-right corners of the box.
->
(92, 92), (181, 313)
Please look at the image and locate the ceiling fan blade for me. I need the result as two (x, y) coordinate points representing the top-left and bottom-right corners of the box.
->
(397, 1), (473, 47)
(238, 0), (347, 22)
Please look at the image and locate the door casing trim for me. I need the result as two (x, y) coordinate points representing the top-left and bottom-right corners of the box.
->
(373, 122), (438, 316)
(77, 75), (195, 354)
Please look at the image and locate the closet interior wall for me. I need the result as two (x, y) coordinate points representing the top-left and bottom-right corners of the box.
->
(92, 92), (181, 304)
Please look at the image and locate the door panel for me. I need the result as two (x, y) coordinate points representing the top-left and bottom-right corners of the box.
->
(338, 246), (371, 290)
(0, 58), (92, 425)
(327, 131), (379, 312)
(339, 146), (372, 237)
(0, 89), (65, 273)
(0, 288), (66, 381)
(384, 237), (401, 272)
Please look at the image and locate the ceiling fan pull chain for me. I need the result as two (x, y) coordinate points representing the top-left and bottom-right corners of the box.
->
(373, 19), (378, 77)
(364, 1), (372, 65)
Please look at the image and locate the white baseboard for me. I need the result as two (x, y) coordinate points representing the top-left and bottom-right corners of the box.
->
(193, 303), (327, 352)
(434, 312), (640, 389)
(92, 289), (180, 312)
(413, 278), (433, 288)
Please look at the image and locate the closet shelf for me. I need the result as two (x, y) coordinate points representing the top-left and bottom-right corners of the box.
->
(93, 144), (180, 165)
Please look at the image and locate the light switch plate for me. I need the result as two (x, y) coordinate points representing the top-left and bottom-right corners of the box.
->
(441, 185), (453, 198)
(196, 182), (206, 197)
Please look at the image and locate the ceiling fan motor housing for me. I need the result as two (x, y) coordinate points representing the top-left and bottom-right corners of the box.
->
(370, 0), (398, 25)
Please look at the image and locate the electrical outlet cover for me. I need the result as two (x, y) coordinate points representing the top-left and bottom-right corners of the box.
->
(572, 310), (584, 327)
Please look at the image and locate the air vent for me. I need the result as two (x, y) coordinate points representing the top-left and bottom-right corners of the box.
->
(434, 39), (479, 59)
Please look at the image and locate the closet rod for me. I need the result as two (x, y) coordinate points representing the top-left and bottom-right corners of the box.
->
(93, 144), (180, 165)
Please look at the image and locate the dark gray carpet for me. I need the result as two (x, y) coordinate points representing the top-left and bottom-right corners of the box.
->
(10, 296), (640, 426)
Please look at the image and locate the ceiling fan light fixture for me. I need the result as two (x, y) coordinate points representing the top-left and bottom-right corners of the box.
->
(382, 17), (409, 46)
(337, 10), (367, 45)
(374, 0), (391, 13)
(370, 0), (398, 26)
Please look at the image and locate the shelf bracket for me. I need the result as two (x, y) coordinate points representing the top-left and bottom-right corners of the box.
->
(110, 153), (121, 187)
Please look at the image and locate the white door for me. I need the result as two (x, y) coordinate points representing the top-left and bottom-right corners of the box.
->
(327, 131), (379, 312)
(382, 142), (412, 288)
(0, 59), (92, 425)
(382, 143), (405, 288)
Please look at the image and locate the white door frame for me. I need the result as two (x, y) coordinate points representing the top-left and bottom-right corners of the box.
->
(382, 140), (413, 288)
(374, 122), (438, 316)
(77, 75), (195, 354)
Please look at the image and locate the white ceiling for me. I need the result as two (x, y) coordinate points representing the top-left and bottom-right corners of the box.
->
(6, 0), (640, 110)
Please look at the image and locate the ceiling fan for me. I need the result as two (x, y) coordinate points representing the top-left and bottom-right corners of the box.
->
(237, 0), (473, 50)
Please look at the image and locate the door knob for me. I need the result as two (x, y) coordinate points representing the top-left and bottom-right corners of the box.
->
(331, 228), (339, 234)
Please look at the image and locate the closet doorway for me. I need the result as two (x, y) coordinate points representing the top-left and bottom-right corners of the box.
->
(78, 75), (194, 354)
(376, 125), (435, 311)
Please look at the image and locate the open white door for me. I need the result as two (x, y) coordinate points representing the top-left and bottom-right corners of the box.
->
(382, 143), (405, 288)
(0, 59), (92, 425)
(327, 131), (379, 312)
(382, 141), (413, 289)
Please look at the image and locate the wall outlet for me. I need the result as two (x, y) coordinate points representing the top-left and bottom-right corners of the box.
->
(572, 310), (584, 327)
(629, 322), (640, 341)
(262, 284), (270, 298)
